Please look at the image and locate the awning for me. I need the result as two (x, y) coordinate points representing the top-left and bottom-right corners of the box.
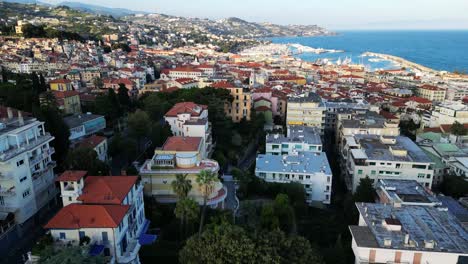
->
(138, 234), (157, 245)
(89, 244), (105, 256)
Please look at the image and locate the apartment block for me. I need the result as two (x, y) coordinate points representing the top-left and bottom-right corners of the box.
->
(164, 102), (213, 158)
(0, 108), (57, 225)
(255, 152), (332, 206)
(286, 92), (326, 134)
(342, 135), (434, 192)
(349, 202), (468, 264)
(266, 126), (322, 155)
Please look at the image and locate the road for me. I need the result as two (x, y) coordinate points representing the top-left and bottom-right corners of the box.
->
(222, 175), (239, 213)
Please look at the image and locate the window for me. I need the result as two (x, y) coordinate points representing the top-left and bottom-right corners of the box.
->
(68, 197), (72, 201)
(16, 160), (24, 167)
(20, 176), (27, 182)
(369, 162), (376, 166)
(358, 170), (363, 175)
(371, 170), (376, 175)
(102, 232), (109, 242)
(22, 189), (30, 198)
(272, 144), (280, 150)
(79, 231), (86, 239)
(59, 232), (66, 239)
(418, 173), (425, 178)
(426, 174), (431, 179)
(282, 144), (289, 149)
(299, 175), (303, 180)
(413, 164), (427, 169)
(326, 186), (330, 191)
(295, 145), (302, 149)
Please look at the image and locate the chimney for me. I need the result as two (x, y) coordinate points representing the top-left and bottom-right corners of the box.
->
(7, 107), (13, 119)
(404, 233), (410, 245)
(18, 111), (24, 125)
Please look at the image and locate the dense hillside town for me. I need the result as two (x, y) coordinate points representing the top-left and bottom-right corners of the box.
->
(0, 1), (467, 264)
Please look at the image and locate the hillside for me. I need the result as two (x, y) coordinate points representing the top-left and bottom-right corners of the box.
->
(127, 15), (334, 38)
(58, 1), (148, 17)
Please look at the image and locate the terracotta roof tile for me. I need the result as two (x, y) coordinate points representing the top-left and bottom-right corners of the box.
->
(162, 137), (201, 152)
(44, 204), (129, 229)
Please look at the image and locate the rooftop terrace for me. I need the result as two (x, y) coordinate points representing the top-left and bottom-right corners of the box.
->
(352, 203), (468, 253)
(256, 152), (332, 175)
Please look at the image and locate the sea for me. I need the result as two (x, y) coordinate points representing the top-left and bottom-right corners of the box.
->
(270, 30), (468, 72)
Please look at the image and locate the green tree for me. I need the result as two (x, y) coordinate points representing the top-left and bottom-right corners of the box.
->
(354, 177), (376, 203)
(440, 174), (468, 198)
(196, 169), (219, 235)
(149, 122), (172, 148)
(34, 94), (70, 168)
(37, 245), (107, 264)
(175, 198), (199, 240)
(127, 110), (151, 152)
(65, 146), (109, 175)
(451, 121), (467, 136)
(117, 83), (131, 113)
(171, 174), (192, 199)
(179, 222), (256, 264)
(93, 77), (104, 89)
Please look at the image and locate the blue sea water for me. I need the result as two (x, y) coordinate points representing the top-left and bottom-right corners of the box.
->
(270, 31), (468, 72)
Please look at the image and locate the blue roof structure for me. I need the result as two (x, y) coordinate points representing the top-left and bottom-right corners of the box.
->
(89, 244), (105, 256)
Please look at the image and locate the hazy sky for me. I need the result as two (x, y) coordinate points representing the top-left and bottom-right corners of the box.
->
(43, 0), (468, 30)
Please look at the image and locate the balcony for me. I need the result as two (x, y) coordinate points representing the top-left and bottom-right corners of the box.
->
(0, 186), (16, 197)
(118, 240), (141, 264)
(0, 133), (53, 162)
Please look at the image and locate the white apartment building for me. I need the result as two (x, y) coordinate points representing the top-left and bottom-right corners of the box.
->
(423, 101), (468, 128)
(45, 172), (152, 264)
(0, 108), (57, 225)
(286, 92), (326, 135)
(266, 126), (322, 155)
(164, 102), (213, 158)
(255, 152), (332, 206)
(160, 67), (203, 80)
(342, 135), (434, 192)
(349, 203), (468, 264)
(336, 111), (400, 147)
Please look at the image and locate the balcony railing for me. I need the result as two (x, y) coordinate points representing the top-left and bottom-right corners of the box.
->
(0, 133), (53, 162)
(0, 186), (16, 197)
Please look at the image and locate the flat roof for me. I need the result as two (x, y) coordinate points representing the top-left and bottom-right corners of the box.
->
(355, 135), (432, 163)
(266, 126), (322, 145)
(377, 179), (439, 204)
(255, 152), (332, 175)
(288, 92), (322, 103)
(64, 113), (104, 129)
(355, 203), (468, 253)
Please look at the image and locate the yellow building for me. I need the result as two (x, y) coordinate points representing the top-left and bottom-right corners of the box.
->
(49, 79), (73, 91)
(139, 136), (226, 208)
(286, 92), (326, 134)
(417, 84), (447, 102)
(50, 90), (82, 115)
(212, 81), (252, 122)
(81, 69), (101, 84)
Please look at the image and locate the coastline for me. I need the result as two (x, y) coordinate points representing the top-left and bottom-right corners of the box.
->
(362, 52), (438, 73)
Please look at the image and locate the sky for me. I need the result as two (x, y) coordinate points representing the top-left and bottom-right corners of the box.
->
(43, 0), (468, 30)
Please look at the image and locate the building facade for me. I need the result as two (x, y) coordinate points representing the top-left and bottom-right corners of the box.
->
(255, 152), (332, 206)
(0, 108), (57, 225)
(45, 172), (152, 264)
(139, 137), (226, 207)
(286, 93), (326, 135)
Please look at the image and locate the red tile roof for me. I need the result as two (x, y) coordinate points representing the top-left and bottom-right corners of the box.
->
(57, 171), (88, 182)
(79, 135), (106, 149)
(50, 79), (72, 84)
(165, 102), (208, 117)
(51, 90), (80, 98)
(44, 204), (129, 229)
(162, 137), (201, 152)
(77, 176), (138, 204)
(211, 81), (236, 89)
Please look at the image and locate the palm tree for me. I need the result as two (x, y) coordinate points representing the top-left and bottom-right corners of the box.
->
(196, 169), (219, 235)
(171, 174), (192, 199)
(174, 198), (199, 239)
